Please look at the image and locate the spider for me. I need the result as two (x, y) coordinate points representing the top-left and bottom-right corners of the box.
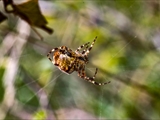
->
(47, 36), (110, 85)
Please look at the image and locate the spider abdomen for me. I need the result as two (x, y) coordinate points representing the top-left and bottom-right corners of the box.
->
(53, 51), (76, 74)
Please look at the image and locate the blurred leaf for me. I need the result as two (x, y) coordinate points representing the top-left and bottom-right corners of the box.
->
(1, 0), (53, 38)
(4, 114), (19, 120)
(13, 0), (53, 34)
(33, 109), (47, 120)
(124, 103), (145, 120)
(0, 67), (5, 103)
(16, 85), (39, 108)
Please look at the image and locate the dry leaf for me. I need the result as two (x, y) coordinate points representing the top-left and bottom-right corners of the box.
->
(13, 0), (53, 34)
(1, 0), (53, 39)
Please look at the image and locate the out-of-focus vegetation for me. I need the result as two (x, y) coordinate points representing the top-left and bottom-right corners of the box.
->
(0, 0), (160, 119)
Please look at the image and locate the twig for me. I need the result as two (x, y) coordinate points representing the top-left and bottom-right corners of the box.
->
(0, 19), (30, 119)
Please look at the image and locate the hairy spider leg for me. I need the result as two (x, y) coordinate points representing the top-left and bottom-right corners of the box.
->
(47, 48), (59, 62)
(84, 36), (97, 56)
(81, 43), (90, 54)
(79, 67), (110, 85)
(75, 42), (90, 53)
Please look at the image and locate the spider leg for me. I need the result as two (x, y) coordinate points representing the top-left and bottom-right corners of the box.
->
(79, 67), (110, 85)
(75, 42), (90, 53)
(47, 48), (58, 62)
(81, 43), (90, 54)
(84, 36), (97, 56)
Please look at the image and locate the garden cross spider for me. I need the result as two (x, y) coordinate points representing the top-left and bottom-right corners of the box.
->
(47, 36), (110, 85)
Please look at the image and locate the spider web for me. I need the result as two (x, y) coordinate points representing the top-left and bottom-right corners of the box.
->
(1, 0), (160, 119)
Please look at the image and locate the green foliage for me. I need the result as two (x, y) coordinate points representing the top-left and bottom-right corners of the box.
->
(0, 0), (160, 119)
(33, 109), (47, 120)
(16, 83), (39, 109)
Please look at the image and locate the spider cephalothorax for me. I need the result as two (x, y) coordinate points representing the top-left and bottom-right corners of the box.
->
(47, 36), (110, 85)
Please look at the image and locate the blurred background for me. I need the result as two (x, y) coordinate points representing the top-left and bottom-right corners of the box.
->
(0, 0), (160, 119)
